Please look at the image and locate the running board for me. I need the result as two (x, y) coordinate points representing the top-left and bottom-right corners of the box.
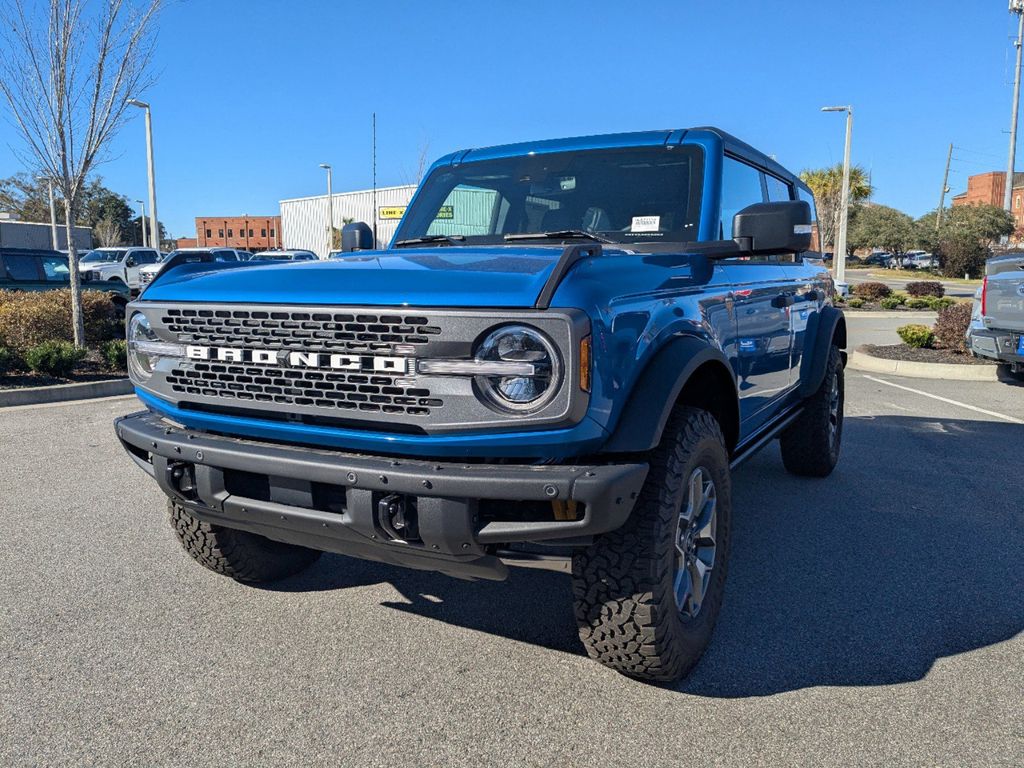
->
(729, 406), (804, 470)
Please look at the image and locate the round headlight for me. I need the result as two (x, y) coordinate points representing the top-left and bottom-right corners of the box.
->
(474, 325), (561, 412)
(127, 312), (158, 380)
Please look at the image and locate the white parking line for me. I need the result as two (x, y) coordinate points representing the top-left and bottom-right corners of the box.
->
(861, 375), (1024, 425)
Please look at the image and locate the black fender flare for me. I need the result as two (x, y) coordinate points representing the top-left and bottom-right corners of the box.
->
(798, 306), (847, 398)
(602, 336), (739, 454)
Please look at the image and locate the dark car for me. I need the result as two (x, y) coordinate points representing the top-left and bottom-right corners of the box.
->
(0, 247), (131, 312)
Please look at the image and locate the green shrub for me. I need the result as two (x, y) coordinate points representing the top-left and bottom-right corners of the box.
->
(23, 340), (86, 378)
(833, 292), (846, 304)
(100, 339), (128, 370)
(897, 324), (935, 349)
(851, 281), (892, 300)
(933, 303), (972, 353)
(925, 296), (955, 311)
(847, 297), (866, 309)
(879, 296), (903, 310)
(906, 281), (944, 298)
(905, 297), (931, 309)
(0, 289), (119, 355)
(0, 346), (13, 375)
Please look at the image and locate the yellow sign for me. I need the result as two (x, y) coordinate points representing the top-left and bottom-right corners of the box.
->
(379, 206), (407, 220)
(436, 205), (454, 220)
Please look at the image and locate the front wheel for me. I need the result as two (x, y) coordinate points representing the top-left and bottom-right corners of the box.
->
(779, 344), (844, 477)
(571, 407), (732, 682)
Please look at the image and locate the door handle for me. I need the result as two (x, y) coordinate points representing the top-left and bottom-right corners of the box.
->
(771, 293), (795, 309)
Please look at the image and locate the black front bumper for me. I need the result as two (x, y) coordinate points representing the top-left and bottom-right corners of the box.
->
(115, 411), (647, 581)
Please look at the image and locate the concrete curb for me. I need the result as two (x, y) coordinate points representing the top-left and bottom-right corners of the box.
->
(843, 310), (938, 319)
(848, 348), (1000, 381)
(0, 378), (133, 407)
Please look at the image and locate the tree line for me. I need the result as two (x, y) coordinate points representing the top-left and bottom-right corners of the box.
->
(800, 163), (1015, 278)
(0, 173), (166, 248)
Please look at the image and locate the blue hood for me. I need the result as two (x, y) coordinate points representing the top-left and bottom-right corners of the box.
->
(141, 246), (583, 307)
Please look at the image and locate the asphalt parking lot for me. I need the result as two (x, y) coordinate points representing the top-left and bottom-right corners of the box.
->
(2, 318), (1022, 767)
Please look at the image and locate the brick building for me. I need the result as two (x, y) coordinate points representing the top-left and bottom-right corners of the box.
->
(951, 171), (1024, 232)
(177, 215), (282, 252)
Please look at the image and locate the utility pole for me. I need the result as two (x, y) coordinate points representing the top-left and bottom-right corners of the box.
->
(136, 199), (147, 247)
(127, 100), (160, 251)
(1004, 2), (1024, 213)
(822, 105), (854, 292)
(319, 163), (333, 258)
(44, 177), (58, 249)
(372, 112), (378, 248)
(937, 142), (953, 230)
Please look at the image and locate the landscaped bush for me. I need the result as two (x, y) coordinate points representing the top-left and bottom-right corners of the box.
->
(897, 324), (935, 348)
(0, 289), (119, 355)
(0, 346), (13, 375)
(851, 281), (892, 300)
(906, 281), (944, 298)
(847, 297), (865, 309)
(23, 340), (86, 378)
(100, 339), (128, 370)
(924, 296), (956, 311)
(905, 297), (931, 309)
(933, 303), (972, 353)
(879, 296), (904, 310)
(833, 292), (846, 304)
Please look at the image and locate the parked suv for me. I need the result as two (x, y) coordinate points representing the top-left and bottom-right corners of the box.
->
(1, 247), (130, 311)
(80, 246), (161, 290)
(969, 252), (1024, 377)
(137, 248), (247, 289)
(115, 127), (846, 681)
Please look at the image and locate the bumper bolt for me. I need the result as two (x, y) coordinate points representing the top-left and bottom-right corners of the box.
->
(544, 485), (558, 498)
(422, 480), (433, 490)
(195, 450), (203, 461)
(346, 472), (357, 484)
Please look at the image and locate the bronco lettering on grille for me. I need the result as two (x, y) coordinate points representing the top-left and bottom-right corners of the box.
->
(185, 345), (410, 373)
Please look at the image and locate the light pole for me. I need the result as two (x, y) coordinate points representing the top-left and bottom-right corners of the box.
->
(319, 163), (333, 258)
(38, 175), (58, 249)
(127, 99), (159, 251)
(1005, 2), (1024, 220)
(822, 105), (854, 293)
(136, 199), (148, 247)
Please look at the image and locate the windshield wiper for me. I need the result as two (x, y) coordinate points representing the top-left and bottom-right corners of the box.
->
(504, 230), (613, 244)
(393, 234), (466, 247)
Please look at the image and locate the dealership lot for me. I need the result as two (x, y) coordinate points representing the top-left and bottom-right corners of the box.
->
(2, 324), (1022, 767)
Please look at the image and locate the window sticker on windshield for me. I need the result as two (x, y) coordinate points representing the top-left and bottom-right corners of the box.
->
(631, 215), (660, 232)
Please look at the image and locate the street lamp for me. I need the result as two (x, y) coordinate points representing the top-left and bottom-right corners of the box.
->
(319, 163), (333, 258)
(821, 105), (854, 294)
(136, 199), (148, 247)
(37, 175), (58, 249)
(127, 99), (159, 251)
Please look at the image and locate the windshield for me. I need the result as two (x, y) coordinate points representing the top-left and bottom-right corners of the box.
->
(81, 249), (126, 263)
(393, 145), (704, 246)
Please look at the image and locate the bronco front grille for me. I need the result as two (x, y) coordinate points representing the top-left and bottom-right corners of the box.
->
(160, 308), (442, 353)
(166, 361), (442, 416)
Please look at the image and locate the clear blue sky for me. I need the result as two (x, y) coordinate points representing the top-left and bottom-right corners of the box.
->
(1, 0), (1020, 238)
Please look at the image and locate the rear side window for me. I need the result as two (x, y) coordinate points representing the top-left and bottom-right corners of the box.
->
(720, 157), (766, 239)
(765, 174), (792, 202)
(40, 255), (71, 281)
(213, 250), (237, 262)
(2, 254), (40, 281)
(134, 250), (159, 265)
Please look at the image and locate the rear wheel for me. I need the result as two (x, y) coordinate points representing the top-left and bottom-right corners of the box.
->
(571, 407), (732, 682)
(169, 500), (321, 583)
(779, 344), (844, 477)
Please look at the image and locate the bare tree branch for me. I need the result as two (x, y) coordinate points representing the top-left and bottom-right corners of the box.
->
(0, 0), (162, 346)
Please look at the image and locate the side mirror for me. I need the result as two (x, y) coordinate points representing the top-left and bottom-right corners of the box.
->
(341, 222), (374, 252)
(732, 201), (812, 255)
(126, 256), (137, 267)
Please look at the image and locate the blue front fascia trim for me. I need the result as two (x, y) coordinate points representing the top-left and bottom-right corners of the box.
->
(135, 389), (610, 460)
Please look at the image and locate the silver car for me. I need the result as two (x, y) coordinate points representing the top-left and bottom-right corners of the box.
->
(968, 252), (1024, 376)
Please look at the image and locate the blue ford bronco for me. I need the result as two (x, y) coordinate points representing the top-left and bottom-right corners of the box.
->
(115, 127), (846, 681)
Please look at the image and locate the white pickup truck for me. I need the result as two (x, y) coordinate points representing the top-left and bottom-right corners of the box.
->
(79, 246), (162, 290)
(969, 252), (1024, 377)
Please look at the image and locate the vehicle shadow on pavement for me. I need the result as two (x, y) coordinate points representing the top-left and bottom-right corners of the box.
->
(265, 415), (1024, 695)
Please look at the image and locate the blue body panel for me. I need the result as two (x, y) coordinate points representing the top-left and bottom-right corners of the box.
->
(133, 127), (832, 459)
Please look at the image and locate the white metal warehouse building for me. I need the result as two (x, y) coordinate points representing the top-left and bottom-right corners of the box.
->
(279, 185), (416, 258)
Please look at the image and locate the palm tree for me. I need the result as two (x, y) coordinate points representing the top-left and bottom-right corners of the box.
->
(799, 164), (872, 253)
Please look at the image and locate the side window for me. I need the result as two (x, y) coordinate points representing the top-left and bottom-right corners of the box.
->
(213, 250), (236, 262)
(720, 157), (766, 239)
(765, 174), (792, 202)
(137, 251), (158, 265)
(40, 255), (71, 281)
(797, 187), (819, 252)
(2, 254), (40, 281)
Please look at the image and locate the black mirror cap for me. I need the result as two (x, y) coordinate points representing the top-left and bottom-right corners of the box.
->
(732, 200), (812, 255)
(341, 222), (374, 252)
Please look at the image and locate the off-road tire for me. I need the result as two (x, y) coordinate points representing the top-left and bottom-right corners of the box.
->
(779, 344), (844, 477)
(571, 407), (732, 682)
(169, 500), (321, 582)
